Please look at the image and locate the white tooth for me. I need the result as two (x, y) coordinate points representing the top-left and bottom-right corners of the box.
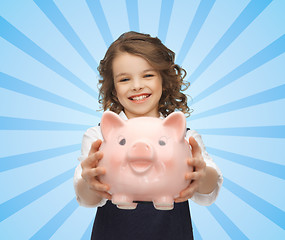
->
(133, 95), (147, 101)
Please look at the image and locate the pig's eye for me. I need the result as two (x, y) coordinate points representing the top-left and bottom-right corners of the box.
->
(119, 138), (126, 145)
(118, 136), (126, 146)
(159, 136), (167, 146)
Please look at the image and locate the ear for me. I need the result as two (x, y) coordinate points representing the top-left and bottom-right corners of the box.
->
(100, 111), (125, 141)
(162, 112), (186, 141)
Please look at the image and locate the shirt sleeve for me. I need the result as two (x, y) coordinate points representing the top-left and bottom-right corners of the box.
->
(73, 126), (108, 208)
(186, 130), (223, 206)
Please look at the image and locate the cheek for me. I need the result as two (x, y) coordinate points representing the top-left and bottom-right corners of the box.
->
(115, 85), (128, 99)
(114, 89), (124, 103)
(108, 145), (127, 166)
(154, 80), (163, 97)
(156, 146), (174, 167)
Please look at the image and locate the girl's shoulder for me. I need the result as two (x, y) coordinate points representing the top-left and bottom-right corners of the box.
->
(186, 129), (199, 137)
(83, 125), (103, 140)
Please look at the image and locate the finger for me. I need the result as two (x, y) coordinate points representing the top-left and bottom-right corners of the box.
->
(89, 181), (110, 192)
(95, 190), (112, 200)
(175, 192), (189, 202)
(82, 151), (103, 168)
(188, 137), (201, 158)
(187, 157), (206, 170)
(196, 159), (206, 170)
(174, 197), (188, 203)
(185, 171), (203, 181)
(92, 166), (106, 176)
(175, 196), (188, 203)
(88, 139), (103, 156)
(81, 166), (106, 183)
(178, 181), (199, 200)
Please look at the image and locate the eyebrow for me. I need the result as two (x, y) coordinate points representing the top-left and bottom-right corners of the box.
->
(115, 73), (128, 79)
(143, 69), (156, 73)
(115, 69), (156, 79)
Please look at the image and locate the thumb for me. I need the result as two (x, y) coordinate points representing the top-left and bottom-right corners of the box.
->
(88, 139), (102, 156)
(188, 137), (201, 158)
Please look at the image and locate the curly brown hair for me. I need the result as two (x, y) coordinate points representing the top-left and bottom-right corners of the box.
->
(97, 31), (191, 117)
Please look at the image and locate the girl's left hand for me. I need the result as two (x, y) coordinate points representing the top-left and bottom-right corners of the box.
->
(175, 136), (206, 203)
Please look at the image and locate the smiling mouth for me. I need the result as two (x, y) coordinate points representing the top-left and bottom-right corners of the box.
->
(128, 94), (151, 101)
(129, 159), (153, 173)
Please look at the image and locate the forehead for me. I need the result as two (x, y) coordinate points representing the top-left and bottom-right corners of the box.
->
(112, 53), (154, 75)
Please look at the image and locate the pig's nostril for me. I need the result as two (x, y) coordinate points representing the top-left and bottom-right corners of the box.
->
(135, 144), (149, 151)
(131, 142), (152, 156)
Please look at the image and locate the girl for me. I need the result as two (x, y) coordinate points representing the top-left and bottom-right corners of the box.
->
(74, 32), (223, 239)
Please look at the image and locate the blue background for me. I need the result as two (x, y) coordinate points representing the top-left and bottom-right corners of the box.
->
(0, 0), (284, 239)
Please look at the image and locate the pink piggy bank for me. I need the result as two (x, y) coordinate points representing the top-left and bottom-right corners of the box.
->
(98, 111), (192, 210)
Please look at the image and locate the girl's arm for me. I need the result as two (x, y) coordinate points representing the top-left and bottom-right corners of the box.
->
(175, 132), (223, 205)
(75, 140), (111, 206)
(187, 137), (219, 194)
(74, 127), (111, 207)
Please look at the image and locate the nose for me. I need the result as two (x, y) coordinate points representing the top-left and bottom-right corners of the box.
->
(132, 78), (144, 91)
(128, 141), (153, 160)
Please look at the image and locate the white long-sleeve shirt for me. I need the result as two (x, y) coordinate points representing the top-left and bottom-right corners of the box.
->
(74, 111), (223, 207)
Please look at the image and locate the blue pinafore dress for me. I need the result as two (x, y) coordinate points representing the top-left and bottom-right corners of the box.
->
(91, 200), (193, 240)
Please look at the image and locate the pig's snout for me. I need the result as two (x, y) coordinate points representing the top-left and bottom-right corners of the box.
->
(127, 141), (154, 174)
(129, 142), (152, 159)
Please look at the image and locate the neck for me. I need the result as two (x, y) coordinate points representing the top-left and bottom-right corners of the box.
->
(124, 111), (160, 119)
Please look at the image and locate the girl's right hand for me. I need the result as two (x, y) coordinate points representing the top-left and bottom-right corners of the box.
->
(81, 139), (112, 200)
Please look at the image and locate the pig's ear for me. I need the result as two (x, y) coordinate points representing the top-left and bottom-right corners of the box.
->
(100, 111), (125, 141)
(163, 112), (186, 141)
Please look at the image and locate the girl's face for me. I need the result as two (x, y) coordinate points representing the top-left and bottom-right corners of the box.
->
(113, 52), (162, 119)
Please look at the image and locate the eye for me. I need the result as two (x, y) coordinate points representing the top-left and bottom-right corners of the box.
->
(158, 136), (167, 146)
(119, 78), (129, 82)
(119, 138), (126, 145)
(144, 74), (154, 78)
(118, 136), (126, 145)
